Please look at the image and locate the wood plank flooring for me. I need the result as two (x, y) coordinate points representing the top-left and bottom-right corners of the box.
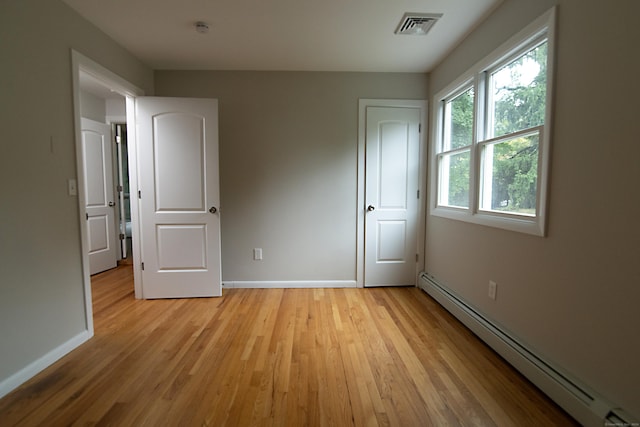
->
(0, 265), (578, 426)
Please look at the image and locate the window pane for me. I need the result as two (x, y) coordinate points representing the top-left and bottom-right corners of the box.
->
(480, 133), (539, 215)
(443, 87), (474, 150)
(438, 150), (470, 208)
(490, 41), (547, 138)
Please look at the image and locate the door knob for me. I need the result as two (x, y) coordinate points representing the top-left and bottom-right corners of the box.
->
(108, 201), (115, 207)
(367, 205), (375, 212)
(209, 206), (218, 214)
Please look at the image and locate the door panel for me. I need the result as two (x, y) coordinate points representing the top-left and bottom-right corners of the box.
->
(377, 220), (407, 262)
(81, 118), (117, 275)
(156, 225), (207, 270)
(84, 134), (107, 206)
(365, 107), (420, 287)
(154, 113), (206, 211)
(88, 215), (109, 252)
(137, 97), (221, 298)
(379, 122), (409, 209)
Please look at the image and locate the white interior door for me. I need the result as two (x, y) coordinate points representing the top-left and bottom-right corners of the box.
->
(136, 97), (221, 298)
(364, 106), (421, 287)
(81, 118), (118, 275)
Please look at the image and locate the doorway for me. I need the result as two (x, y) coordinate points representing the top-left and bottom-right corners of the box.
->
(78, 72), (134, 272)
(113, 123), (132, 262)
(71, 50), (144, 333)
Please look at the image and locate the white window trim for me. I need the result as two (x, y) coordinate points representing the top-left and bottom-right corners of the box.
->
(429, 7), (556, 236)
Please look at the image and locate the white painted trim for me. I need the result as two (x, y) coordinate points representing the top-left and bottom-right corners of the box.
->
(223, 280), (357, 289)
(0, 331), (91, 400)
(357, 99), (428, 288)
(125, 96), (144, 298)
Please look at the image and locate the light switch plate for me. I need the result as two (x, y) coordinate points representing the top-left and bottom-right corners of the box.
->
(488, 280), (497, 300)
(68, 179), (77, 196)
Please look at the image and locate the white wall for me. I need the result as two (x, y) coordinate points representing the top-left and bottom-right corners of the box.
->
(80, 90), (106, 122)
(0, 0), (152, 389)
(426, 0), (640, 418)
(155, 71), (428, 283)
(106, 98), (126, 122)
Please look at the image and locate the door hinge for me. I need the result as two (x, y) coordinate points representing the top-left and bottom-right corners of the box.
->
(141, 262), (145, 271)
(115, 135), (121, 144)
(417, 190), (420, 199)
(138, 190), (142, 199)
(85, 212), (89, 220)
(119, 233), (125, 240)
(419, 123), (422, 133)
(416, 253), (419, 262)
(117, 185), (123, 192)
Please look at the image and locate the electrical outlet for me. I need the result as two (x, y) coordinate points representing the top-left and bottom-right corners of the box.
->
(488, 280), (497, 300)
(253, 248), (263, 260)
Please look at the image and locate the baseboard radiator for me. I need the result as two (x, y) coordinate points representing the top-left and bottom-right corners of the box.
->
(418, 272), (636, 427)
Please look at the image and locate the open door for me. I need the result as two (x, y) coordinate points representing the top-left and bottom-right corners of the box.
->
(81, 118), (118, 275)
(136, 97), (222, 298)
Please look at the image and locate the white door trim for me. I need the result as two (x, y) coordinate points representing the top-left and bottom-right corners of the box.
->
(357, 99), (428, 288)
(71, 50), (144, 334)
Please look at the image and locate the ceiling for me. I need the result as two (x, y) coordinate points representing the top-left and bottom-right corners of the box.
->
(63, 0), (501, 73)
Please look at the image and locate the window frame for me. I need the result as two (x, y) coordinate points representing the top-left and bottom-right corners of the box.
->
(429, 7), (556, 236)
(436, 81), (475, 210)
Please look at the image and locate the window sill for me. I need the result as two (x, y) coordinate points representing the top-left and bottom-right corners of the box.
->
(430, 206), (546, 236)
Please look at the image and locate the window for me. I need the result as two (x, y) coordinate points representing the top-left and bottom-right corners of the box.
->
(438, 86), (474, 209)
(430, 8), (555, 236)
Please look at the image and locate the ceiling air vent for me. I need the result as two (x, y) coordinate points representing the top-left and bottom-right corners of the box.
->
(395, 13), (443, 35)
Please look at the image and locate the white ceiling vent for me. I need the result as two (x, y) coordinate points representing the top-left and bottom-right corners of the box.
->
(395, 13), (443, 35)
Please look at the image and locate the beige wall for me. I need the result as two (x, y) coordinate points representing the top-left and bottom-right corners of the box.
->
(0, 0), (153, 385)
(427, 0), (640, 418)
(155, 71), (428, 283)
(2, 0), (638, 419)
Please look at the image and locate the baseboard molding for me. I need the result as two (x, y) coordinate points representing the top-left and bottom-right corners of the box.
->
(419, 272), (636, 427)
(223, 280), (357, 289)
(0, 330), (92, 400)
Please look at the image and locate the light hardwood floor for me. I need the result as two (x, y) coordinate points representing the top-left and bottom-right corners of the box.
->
(0, 265), (577, 426)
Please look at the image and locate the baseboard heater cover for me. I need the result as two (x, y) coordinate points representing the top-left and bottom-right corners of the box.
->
(419, 272), (636, 427)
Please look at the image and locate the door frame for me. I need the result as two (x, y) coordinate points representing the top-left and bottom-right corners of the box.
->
(71, 50), (144, 334)
(356, 99), (428, 288)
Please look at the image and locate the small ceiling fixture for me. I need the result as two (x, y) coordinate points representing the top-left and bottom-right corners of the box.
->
(195, 21), (210, 34)
(395, 13), (442, 36)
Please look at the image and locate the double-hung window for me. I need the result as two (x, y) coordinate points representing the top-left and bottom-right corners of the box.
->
(431, 8), (555, 236)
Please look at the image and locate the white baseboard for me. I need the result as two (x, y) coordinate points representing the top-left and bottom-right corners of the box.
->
(418, 272), (636, 427)
(223, 280), (357, 289)
(0, 330), (92, 400)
